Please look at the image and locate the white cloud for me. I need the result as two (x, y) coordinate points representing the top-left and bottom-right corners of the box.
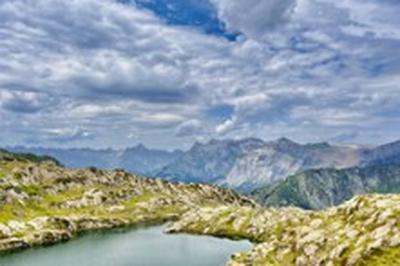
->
(43, 127), (94, 142)
(230, 93), (270, 109)
(291, 106), (367, 127)
(0, 89), (52, 113)
(176, 119), (204, 137)
(141, 113), (185, 123)
(210, 0), (297, 38)
(215, 116), (237, 135)
(0, 0), (399, 148)
(70, 103), (125, 118)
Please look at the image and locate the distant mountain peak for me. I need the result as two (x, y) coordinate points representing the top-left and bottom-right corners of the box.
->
(191, 138), (265, 150)
(134, 143), (147, 151)
(268, 137), (300, 150)
(306, 142), (331, 149)
(207, 138), (228, 145)
(275, 137), (298, 144)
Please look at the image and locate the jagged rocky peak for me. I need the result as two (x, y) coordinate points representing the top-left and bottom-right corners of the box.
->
(273, 137), (299, 146)
(305, 141), (331, 149)
(268, 138), (332, 152)
(265, 137), (303, 153)
(129, 143), (147, 151)
(191, 137), (265, 150)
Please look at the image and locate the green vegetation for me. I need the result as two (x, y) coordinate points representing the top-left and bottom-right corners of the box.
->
(168, 194), (400, 266)
(252, 165), (400, 210)
(0, 150), (251, 255)
(0, 149), (61, 166)
(362, 247), (400, 265)
(0, 149), (398, 266)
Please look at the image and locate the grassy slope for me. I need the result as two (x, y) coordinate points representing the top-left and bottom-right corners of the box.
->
(0, 154), (252, 252)
(253, 165), (400, 210)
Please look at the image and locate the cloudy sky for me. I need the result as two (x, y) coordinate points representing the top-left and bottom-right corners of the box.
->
(1, 0), (400, 149)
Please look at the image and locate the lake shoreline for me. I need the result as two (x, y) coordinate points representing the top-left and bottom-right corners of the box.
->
(0, 216), (178, 255)
(0, 226), (252, 266)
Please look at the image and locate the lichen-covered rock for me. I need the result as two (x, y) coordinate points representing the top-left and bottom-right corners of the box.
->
(169, 194), (400, 266)
(0, 154), (253, 253)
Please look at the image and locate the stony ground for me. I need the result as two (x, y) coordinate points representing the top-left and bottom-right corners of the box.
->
(168, 194), (400, 265)
(0, 152), (252, 252)
(0, 150), (399, 265)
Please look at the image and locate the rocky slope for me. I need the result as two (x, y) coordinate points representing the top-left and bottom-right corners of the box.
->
(157, 138), (266, 183)
(168, 194), (400, 266)
(157, 138), (400, 192)
(362, 140), (400, 167)
(0, 150), (252, 252)
(252, 164), (400, 210)
(158, 138), (383, 192)
(220, 139), (366, 192)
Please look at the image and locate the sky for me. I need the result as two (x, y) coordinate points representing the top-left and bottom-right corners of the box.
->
(1, 0), (400, 149)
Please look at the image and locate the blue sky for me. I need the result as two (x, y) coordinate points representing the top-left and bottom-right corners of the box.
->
(0, 0), (400, 149)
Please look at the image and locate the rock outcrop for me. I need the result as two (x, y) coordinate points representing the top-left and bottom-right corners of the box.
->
(0, 150), (253, 253)
(168, 194), (400, 266)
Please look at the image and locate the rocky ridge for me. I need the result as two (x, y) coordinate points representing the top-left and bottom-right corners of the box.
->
(158, 138), (370, 192)
(0, 150), (252, 252)
(220, 139), (366, 192)
(168, 194), (400, 266)
(252, 164), (400, 210)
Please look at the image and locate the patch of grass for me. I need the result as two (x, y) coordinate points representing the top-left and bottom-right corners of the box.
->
(122, 192), (156, 209)
(0, 203), (17, 224)
(21, 184), (41, 196)
(43, 187), (86, 205)
(360, 247), (400, 266)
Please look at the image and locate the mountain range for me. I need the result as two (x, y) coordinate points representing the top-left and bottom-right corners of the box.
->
(1, 148), (399, 265)
(6, 138), (400, 194)
(158, 138), (400, 192)
(8, 145), (183, 176)
(252, 164), (400, 210)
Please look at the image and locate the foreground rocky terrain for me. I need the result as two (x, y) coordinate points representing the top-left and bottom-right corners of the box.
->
(0, 149), (399, 265)
(0, 149), (252, 252)
(168, 194), (400, 265)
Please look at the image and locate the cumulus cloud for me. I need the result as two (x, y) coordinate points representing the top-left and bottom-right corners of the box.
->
(70, 103), (125, 118)
(0, 89), (53, 113)
(176, 119), (204, 137)
(215, 116), (237, 135)
(0, 0), (399, 148)
(210, 0), (297, 38)
(140, 113), (185, 124)
(43, 127), (94, 143)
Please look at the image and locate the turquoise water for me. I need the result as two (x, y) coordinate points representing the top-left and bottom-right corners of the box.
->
(0, 227), (251, 266)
